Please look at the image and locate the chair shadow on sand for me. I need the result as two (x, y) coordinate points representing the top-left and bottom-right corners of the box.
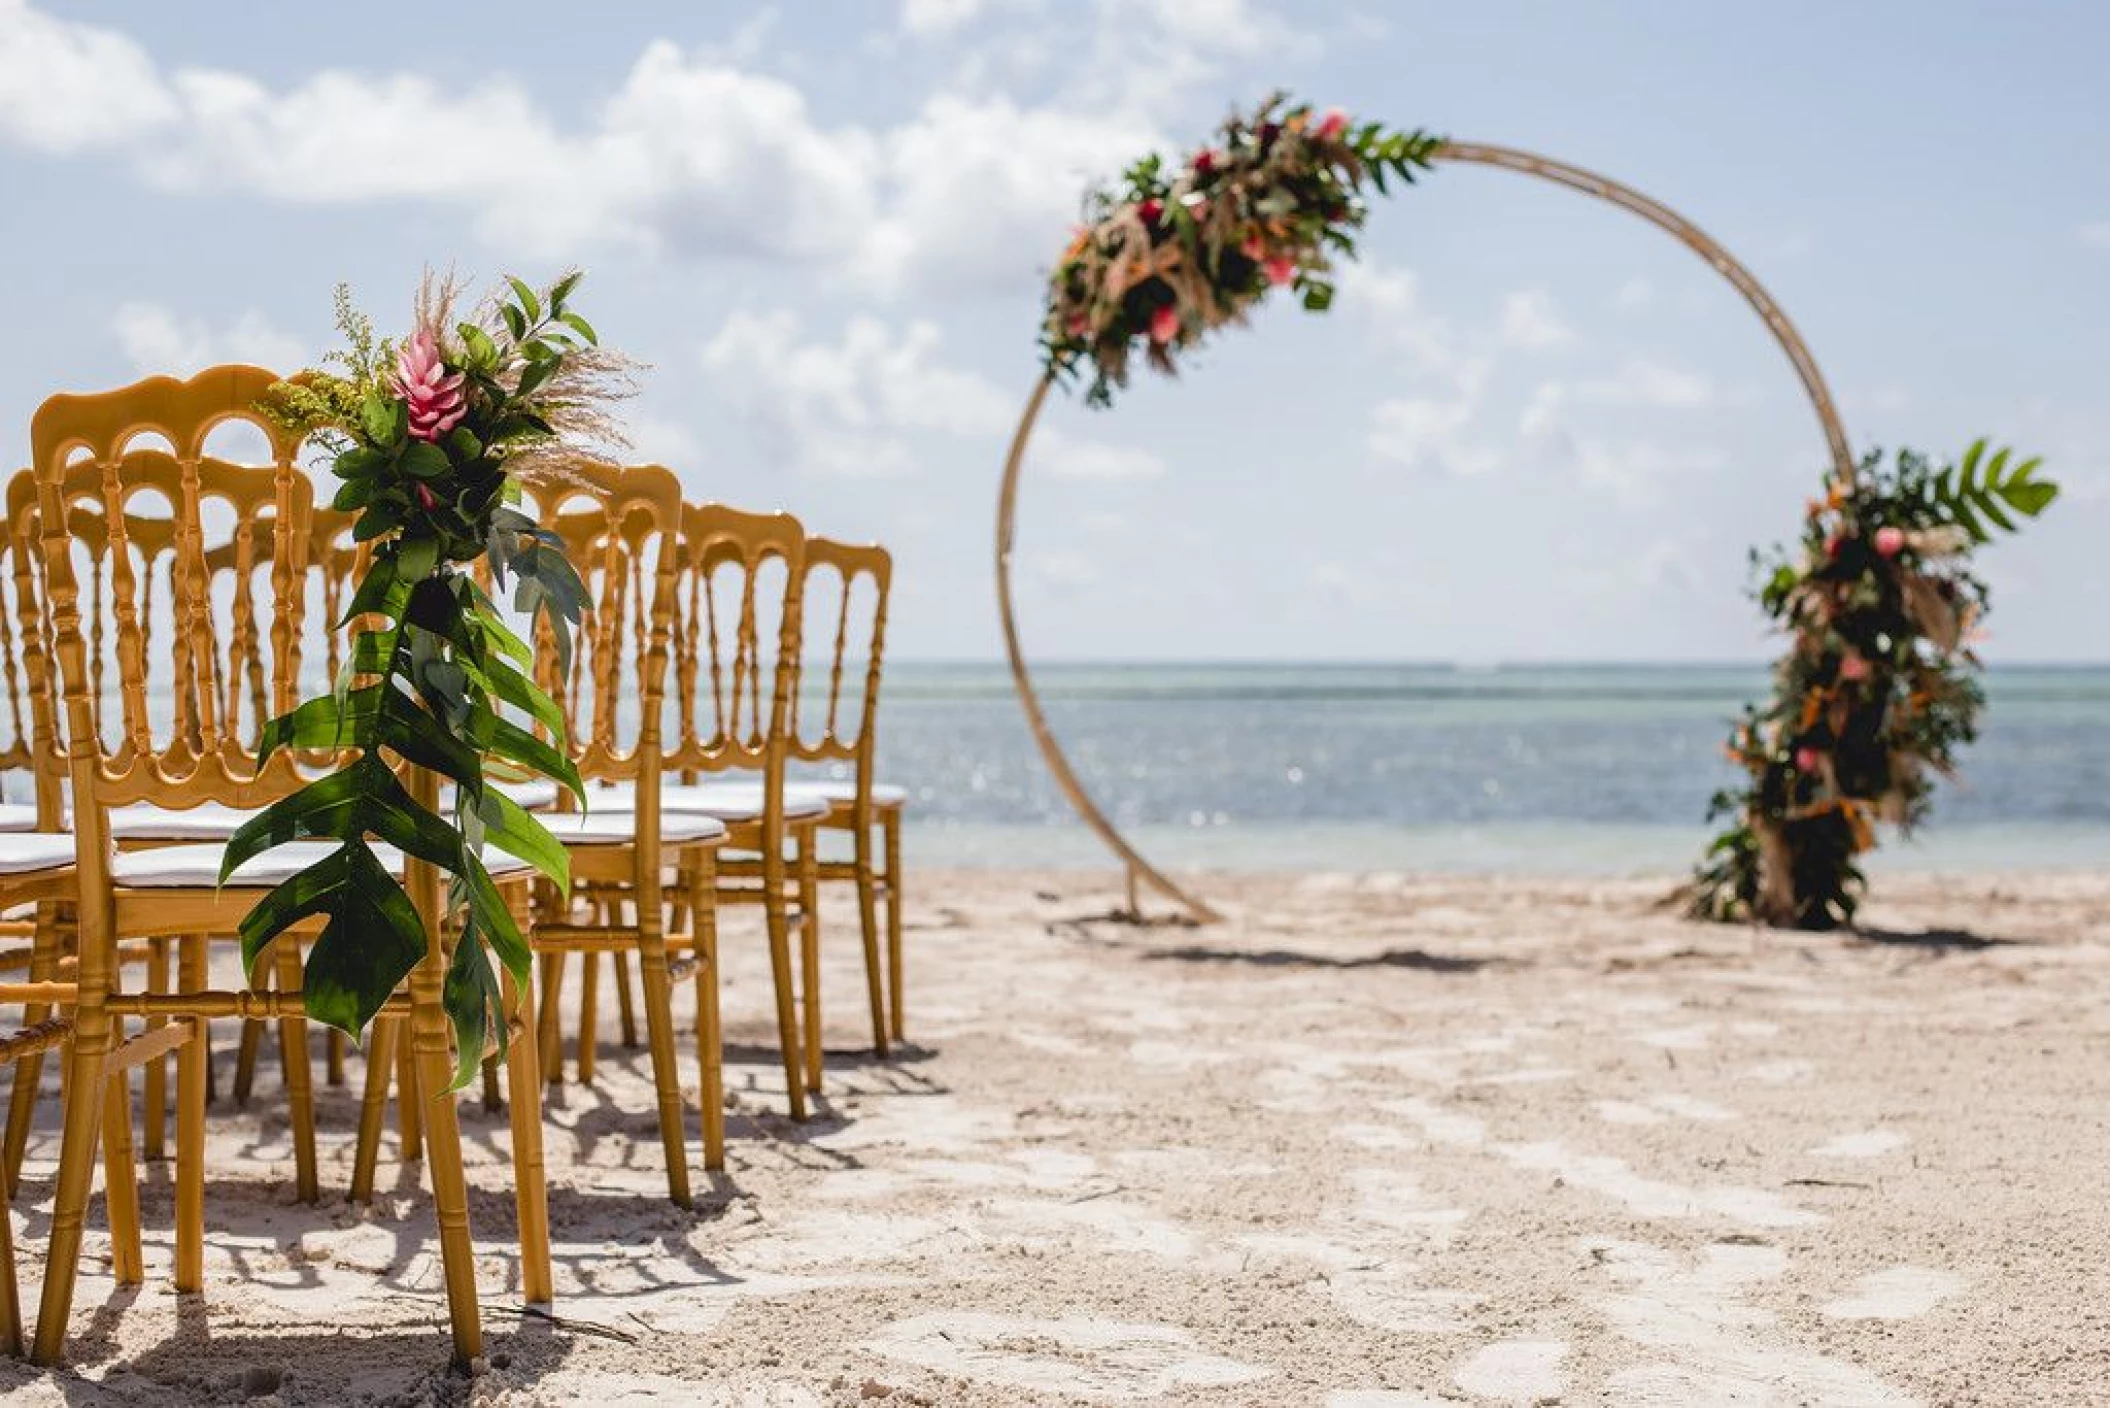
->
(1140, 944), (1497, 974)
(1847, 925), (2036, 954)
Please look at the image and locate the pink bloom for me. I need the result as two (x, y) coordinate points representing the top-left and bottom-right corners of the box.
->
(1315, 108), (1349, 141)
(1825, 533), (1844, 559)
(414, 482), (438, 511)
(1240, 232), (1265, 261)
(1149, 305), (1181, 345)
(392, 329), (467, 443)
(1874, 525), (1905, 557)
(1794, 746), (1822, 773)
(1066, 311), (1090, 337)
(1838, 653), (1871, 682)
(1263, 256), (1298, 286)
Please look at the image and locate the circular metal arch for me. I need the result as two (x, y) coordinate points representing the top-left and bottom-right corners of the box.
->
(995, 140), (1856, 922)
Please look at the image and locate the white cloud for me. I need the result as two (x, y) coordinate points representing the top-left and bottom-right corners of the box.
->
(1521, 358), (1718, 436)
(0, 0), (176, 153)
(1338, 261), (1461, 377)
(700, 311), (1012, 476)
(111, 303), (306, 377)
(0, 4), (1165, 293)
(1367, 396), (1501, 478)
(901, 0), (988, 34)
(1499, 288), (1572, 350)
(1031, 426), (1166, 480)
(1613, 276), (1653, 310)
(861, 93), (1154, 292)
(2080, 222), (2110, 251)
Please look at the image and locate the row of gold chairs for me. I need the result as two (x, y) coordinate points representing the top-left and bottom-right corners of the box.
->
(0, 365), (908, 1363)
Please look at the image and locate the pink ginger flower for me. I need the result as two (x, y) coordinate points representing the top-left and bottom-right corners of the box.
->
(1838, 653), (1871, 683)
(1794, 746), (1822, 773)
(392, 329), (468, 443)
(1874, 525), (1905, 557)
(1149, 304), (1181, 345)
(1315, 108), (1349, 141)
(1263, 255), (1298, 286)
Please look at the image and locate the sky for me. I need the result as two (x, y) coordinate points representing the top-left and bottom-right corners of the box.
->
(1, 0), (2105, 663)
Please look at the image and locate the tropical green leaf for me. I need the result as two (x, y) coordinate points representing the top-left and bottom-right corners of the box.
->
(256, 686), (383, 767)
(220, 765), (378, 879)
(441, 915), (504, 1090)
(474, 788), (572, 894)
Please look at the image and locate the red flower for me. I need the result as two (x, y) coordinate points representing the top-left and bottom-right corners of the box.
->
(1137, 198), (1164, 226)
(1838, 653), (1871, 683)
(1066, 311), (1089, 337)
(1192, 149), (1217, 177)
(1874, 526), (1905, 557)
(1794, 746), (1822, 773)
(1825, 534), (1845, 559)
(1258, 121), (1280, 147)
(1149, 305), (1180, 345)
(1240, 232), (1265, 261)
(1315, 108), (1348, 141)
(1263, 256), (1297, 286)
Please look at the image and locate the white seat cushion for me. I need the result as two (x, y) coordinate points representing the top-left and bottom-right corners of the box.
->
(538, 810), (726, 846)
(114, 840), (537, 889)
(786, 779), (908, 809)
(0, 833), (75, 876)
(581, 781), (830, 823)
(114, 778), (560, 843)
(0, 803), (43, 833)
(109, 801), (259, 841)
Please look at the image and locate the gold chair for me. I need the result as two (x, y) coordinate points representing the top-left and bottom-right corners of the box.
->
(561, 503), (824, 1120)
(367, 463), (730, 1206)
(778, 538), (904, 1050)
(23, 365), (549, 1364)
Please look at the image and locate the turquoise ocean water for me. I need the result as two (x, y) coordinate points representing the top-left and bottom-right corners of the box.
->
(856, 663), (2110, 874)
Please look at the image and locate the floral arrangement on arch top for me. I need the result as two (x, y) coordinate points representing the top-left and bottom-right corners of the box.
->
(1685, 441), (2058, 930)
(230, 271), (618, 1086)
(1040, 92), (1444, 406)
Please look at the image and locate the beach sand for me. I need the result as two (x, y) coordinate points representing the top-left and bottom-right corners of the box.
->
(2, 868), (2107, 1405)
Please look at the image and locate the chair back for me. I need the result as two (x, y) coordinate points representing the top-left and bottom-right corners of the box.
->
(24, 367), (319, 869)
(788, 538), (892, 803)
(526, 463), (688, 787)
(666, 503), (806, 791)
(0, 479), (51, 818)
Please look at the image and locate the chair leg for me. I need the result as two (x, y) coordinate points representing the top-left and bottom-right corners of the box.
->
(760, 875), (807, 1123)
(797, 831), (824, 1096)
(30, 999), (113, 1363)
(395, 1032), (422, 1163)
(853, 822), (889, 1059)
(410, 995), (482, 1365)
(576, 936), (601, 1087)
(537, 950), (566, 1087)
(173, 934), (208, 1293)
(884, 809), (905, 1042)
(349, 1015), (398, 1205)
(101, 1054), (143, 1288)
(231, 956), (264, 1106)
(637, 921), (692, 1208)
(500, 965), (552, 1305)
(142, 936), (169, 1161)
(275, 945), (319, 1203)
(3, 904), (64, 1194)
(613, 951), (639, 1049)
(326, 1029), (347, 1087)
(691, 854), (725, 1171)
(480, 1055), (503, 1113)
(0, 1149), (21, 1357)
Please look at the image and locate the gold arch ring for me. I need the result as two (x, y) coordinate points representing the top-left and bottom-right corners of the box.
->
(995, 140), (1856, 922)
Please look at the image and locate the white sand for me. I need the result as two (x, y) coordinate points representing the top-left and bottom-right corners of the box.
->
(3, 868), (2108, 1405)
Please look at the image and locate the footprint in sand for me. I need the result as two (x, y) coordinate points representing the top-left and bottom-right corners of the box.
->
(1453, 1339), (1568, 1401)
(1807, 1129), (1909, 1159)
(1822, 1266), (1963, 1320)
(1326, 1393), (1451, 1407)
(864, 1311), (1268, 1401)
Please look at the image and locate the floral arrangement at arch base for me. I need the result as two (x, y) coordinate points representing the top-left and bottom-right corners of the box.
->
(1684, 441), (2058, 930)
(230, 272), (619, 1086)
(1041, 92), (1443, 405)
